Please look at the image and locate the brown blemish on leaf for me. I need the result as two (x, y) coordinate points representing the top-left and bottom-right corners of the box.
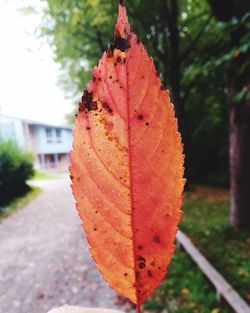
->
(103, 103), (113, 114)
(139, 262), (145, 269)
(80, 90), (98, 112)
(153, 235), (161, 243)
(106, 48), (113, 58)
(137, 114), (144, 120)
(138, 245), (143, 250)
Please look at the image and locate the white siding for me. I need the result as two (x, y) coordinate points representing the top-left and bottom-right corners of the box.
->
(33, 125), (72, 154)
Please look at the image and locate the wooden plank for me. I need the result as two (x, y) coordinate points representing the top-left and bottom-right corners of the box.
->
(176, 230), (250, 313)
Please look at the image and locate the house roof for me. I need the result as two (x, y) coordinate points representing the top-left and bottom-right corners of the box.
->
(0, 113), (73, 130)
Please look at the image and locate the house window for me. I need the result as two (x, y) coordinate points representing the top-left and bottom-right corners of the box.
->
(56, 128), (62, 142)
(46, 128), (53, 143)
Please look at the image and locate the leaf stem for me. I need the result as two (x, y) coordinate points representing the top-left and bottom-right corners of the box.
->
(136, 303), (141, 313)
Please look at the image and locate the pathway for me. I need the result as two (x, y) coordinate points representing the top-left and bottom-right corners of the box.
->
(0, 179), (130, 313)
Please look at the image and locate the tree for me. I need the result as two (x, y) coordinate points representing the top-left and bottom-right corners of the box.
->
(41, 0), (228, 179)
(39, 0), (231, 186)
(207, 0), (250, 228)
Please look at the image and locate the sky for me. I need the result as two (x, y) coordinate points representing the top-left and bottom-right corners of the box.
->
(0, 0), (73, 125)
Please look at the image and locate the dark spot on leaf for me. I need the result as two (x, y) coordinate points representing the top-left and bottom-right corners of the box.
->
(137, 256), (146, 262)
(103, 103), (113, 114)
(137, 114), (144, 120)
(123, 58), (126, 64)
(139, 262), (145, 269)
(148, 270), (153, 277)
(81, 90), (98, 111)
(124, 273), (128, 276)
(151, 261), (156, 267)
(95, 211), (98, 214)
(86, 127), (91, 130)
(117, 56), (122, 63)
(109, 34), (131, 53)
(106, 48), (113, 58)
(136, 271), (140, 279)
(70, 175), (74, 180)
(154, 235), (161, 243)
(94, 228), (97, 231)
(138, 245), (143, 250)
(145, 122), (149, 126)
(109, 76), (112, 79)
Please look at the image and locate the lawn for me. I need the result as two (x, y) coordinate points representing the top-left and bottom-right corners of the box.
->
(0, 186), (41, 220)
(181, 186), (250, 305)
(31, 170), (69, 180)
(144, 186), (250, 312)
(144, 248), (233, 313)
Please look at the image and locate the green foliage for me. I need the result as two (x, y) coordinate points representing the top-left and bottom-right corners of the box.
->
(0, 186), (41, 220)
(0, 140), (35, 207)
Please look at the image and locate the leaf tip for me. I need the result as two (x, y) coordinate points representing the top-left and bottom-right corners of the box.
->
(116, 0), (129, 32)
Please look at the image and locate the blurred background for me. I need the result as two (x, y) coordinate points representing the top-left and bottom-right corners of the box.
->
(0, 0), (249, 313)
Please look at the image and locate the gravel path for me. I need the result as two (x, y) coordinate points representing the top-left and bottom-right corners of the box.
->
(0, 178), (131, 313)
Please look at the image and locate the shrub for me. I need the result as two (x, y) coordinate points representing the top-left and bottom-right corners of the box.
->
(0, 140), (34, 206)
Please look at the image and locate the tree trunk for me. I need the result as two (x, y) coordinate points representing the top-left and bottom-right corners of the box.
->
(207, 0), (250, 229)
(228, 19), (250, 229)
(229, 55), (250, 229)
(167, 0), (191, 181)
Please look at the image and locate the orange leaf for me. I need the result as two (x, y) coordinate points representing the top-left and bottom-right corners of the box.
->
(70, 2), (185, 309)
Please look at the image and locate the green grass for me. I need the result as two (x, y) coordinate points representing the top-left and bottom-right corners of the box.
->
(0, 186), (41, 220)
(144, 186), (250, 312)
(144, 249), (233, 313)
(181, 187), (250, 305)
(31, 170), (69, 180)
(31, 170), (55, 180)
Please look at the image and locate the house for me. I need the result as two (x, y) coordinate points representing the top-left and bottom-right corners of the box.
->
(0, 114), (73, 171)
